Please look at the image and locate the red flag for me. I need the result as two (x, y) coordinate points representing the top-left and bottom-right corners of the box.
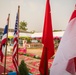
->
(0, 17), (8, 62)
(39, 0), (54, 75)
(50, 5), (76, 75)
(12, 13), (19, 74)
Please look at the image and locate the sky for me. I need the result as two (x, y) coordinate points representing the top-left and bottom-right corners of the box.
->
(0, 0), (76, 32)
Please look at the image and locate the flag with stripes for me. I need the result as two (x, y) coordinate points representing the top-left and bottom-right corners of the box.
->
(0, 25), (8, 62)
(12, 13), (19, 73)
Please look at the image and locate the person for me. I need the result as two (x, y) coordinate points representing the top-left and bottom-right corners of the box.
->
(23, 39), (27, 53)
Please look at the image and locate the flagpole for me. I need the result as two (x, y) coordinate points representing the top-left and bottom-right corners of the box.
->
(3, 14), (10, 75)
(17, 5), (20, 71)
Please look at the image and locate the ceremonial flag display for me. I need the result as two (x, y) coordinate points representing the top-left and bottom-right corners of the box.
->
(0, 25), (8, 62)
(50, 6), (76, 75)
(12, 13), (19, 73)
(39, 0), (54, 75)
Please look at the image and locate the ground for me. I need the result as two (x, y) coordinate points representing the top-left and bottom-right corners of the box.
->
(0, 48), (53, 75)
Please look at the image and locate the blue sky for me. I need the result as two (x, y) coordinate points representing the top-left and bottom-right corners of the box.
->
(0, 0), (76, 32)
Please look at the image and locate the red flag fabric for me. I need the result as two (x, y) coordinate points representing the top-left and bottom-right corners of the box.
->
(0, 16), (9, 62)
(39, 0), (54, 75)
(0, 43), (3, 62)
(0, 24), (8, 62)
(50, 5), (76, 75)
(12, 13), (19, 74)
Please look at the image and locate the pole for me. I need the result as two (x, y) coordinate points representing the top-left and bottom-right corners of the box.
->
(17, 5), (20, 74)
(3, 14), (10, 75)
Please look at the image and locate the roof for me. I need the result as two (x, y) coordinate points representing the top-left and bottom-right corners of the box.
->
(31, 31), (64, 38)
(8, 31), (65, 38)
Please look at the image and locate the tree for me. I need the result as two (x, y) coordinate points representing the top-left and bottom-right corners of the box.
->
(19, 21), (28, 31)
(19, 60), (29, 75)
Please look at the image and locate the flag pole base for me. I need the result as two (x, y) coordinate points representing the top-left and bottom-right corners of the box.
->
(1, 73), (7, 75)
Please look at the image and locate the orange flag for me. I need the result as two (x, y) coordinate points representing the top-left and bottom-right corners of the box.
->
(39, 0), (54, 75)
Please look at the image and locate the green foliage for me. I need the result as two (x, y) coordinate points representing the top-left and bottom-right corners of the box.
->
(54, 38), (60, 49)
(19, 37), (32, 43)
(53, 30), (63, 32)
(26, 37), (32, 43)
(19, 60), (29, 75)
(30, 30), (35, 33)
(19, 21), (28, 31)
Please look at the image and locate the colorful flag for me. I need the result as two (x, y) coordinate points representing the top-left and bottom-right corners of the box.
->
(50, 5), (76, 75)
(0, 25), (8, 62)
(12, 13), (19, 73)
(39, 0), (54, 75)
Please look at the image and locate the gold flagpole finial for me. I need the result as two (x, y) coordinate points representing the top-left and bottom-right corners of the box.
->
(75, 4), (76, 10)
(18, 5), (20, 9)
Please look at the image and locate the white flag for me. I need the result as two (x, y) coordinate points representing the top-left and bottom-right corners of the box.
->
(50, 6), (76, 75)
